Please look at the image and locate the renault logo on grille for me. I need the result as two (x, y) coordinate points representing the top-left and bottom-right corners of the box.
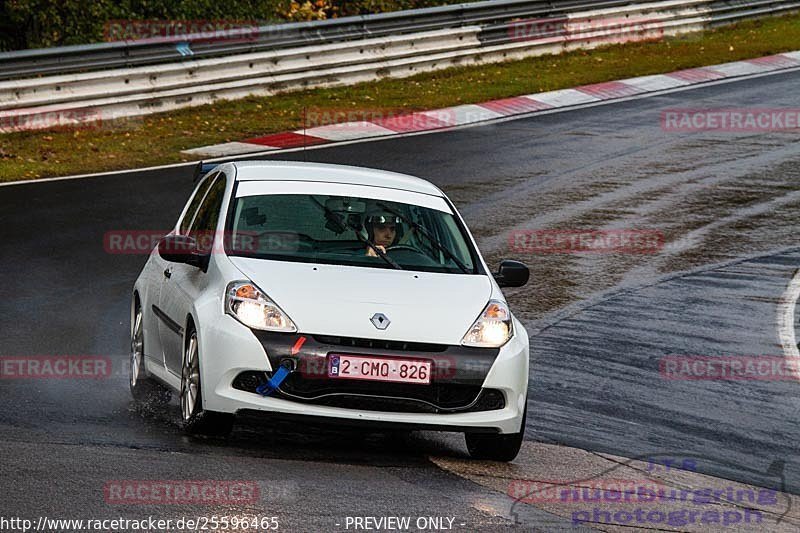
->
(370, 313), (390, 330)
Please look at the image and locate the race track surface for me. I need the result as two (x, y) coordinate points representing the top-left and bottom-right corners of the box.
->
(1, 69), (799, 531)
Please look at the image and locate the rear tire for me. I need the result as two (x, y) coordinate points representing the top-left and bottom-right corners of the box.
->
(130, 301), (171, 407)
(181, 326), (234, 437)
(465, 402), (526, 462)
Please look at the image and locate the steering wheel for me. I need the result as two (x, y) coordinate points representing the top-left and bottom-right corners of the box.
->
(386, 244), (424, 254)
(385, 244), (439, 267)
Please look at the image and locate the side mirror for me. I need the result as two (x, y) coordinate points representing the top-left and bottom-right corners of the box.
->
(493, 260), (529, 288)
(158, 234), (208, 269)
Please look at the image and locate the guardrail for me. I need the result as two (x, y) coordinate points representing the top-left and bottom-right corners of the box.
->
(0, 0), (796, 131)
(0, 0), (629, 80)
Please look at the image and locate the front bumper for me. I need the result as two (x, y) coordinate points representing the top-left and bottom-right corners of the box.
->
(236, 331), (504, 414)
(200, 314), (529, 434)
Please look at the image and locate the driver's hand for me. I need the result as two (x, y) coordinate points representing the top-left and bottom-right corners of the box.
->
(366, 245), (386, 257)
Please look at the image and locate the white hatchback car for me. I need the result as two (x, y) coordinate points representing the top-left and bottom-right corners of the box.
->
(131, 161), (530, 460)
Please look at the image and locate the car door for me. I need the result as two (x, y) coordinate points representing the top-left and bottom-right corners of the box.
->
(150, 173), (215, 370)
(157, 172), (226, 376)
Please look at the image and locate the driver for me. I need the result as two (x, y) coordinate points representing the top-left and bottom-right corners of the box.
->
(363, 204), (402, 257)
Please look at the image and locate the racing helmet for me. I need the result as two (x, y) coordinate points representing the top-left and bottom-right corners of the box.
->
(363, 202), (403, 243)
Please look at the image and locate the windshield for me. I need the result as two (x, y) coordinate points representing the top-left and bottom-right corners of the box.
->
(226, 193), (478, 274)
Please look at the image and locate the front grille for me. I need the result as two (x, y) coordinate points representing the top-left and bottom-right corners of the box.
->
(232, 371), (505, 414)
(313, 335), (448, 353)
(310, 395), (443, 413)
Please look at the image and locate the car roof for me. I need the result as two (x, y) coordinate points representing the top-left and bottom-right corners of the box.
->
(230, 161), (443, 196)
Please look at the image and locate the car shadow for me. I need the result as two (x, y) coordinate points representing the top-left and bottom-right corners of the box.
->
(129, 400), (470, 465)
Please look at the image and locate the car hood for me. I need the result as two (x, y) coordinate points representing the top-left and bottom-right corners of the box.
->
(228, 257), (493, 345)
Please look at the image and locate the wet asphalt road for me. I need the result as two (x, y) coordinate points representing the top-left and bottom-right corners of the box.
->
(531, 247), (800, 493)
(1, 68), (800, 529)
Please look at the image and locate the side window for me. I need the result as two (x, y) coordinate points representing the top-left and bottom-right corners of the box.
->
(188, 175), (226, 234)
(179, 172), (218, 234)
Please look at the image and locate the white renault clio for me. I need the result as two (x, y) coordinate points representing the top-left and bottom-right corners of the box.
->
(131, 161), (530, 460)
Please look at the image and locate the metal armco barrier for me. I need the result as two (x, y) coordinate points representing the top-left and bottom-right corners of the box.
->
(0, 0), (796, 131)
(0, 1), (630, 80)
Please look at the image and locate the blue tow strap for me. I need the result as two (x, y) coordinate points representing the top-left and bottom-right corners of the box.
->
(256, 365), (291, 396)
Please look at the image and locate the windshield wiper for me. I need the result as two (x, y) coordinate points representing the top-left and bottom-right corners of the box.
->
(376, 202), (470, 274)
(309, 197), (403, 270)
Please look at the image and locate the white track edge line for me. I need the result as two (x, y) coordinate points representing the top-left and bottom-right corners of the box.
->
(777, 268), (800, 366)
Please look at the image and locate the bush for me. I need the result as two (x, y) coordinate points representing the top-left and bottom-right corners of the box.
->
(0, 0), (282, 51)
(334, 1), (466, 17)
(0, 0), (476, 51)
(281, 1), (474, 20)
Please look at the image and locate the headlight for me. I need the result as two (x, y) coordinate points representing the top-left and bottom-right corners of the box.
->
(226, 281), (297, 332)
(461, 300), (513, 347)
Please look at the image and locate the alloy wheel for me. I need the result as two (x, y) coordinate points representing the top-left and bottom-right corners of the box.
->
(130, 308), (143, 388)
(181, 333), (200, 421)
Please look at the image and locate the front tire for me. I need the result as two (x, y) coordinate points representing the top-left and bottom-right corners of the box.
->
(465, 402), (526, 462)
(130, 301), (171, 406)
(180, 326), (234, 437)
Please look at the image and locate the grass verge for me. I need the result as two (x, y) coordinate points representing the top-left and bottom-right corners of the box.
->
(1, 12), (799, 182)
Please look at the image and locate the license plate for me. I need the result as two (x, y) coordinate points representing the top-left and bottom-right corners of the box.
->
(328, 354), (432, 385)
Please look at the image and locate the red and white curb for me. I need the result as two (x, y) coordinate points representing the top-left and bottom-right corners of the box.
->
(183, 51), (800, 157)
